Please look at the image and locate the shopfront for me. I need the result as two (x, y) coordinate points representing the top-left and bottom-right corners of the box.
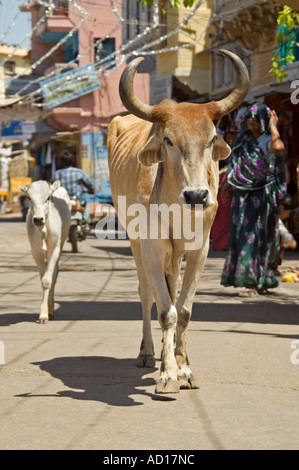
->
(265, 92), (299, 240)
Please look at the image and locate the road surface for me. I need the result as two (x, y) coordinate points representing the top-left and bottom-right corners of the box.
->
(0, 215), (298, 450)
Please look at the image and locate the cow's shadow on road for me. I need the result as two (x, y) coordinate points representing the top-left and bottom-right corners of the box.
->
(2, 296), (299, 328)
(17, 356), (174, 406)
(0, 301), (146, 326)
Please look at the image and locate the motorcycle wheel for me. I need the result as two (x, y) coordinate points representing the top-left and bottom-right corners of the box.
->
(70, 225), (78, 253)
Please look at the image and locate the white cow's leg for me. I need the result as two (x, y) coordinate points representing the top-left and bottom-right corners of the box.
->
(48, 263), (58, 319)
(175, 243), (209, 389)
(131, 242), (155, 367)
(40, 245), (61, 324)
(142, 241), (180, 394)
(40, 284), (50, 324)
(31, 248), (47, 323)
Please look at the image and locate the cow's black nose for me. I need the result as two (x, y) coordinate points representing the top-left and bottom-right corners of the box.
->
(184, 189), (209, 207)
(33, 217), (44, 225)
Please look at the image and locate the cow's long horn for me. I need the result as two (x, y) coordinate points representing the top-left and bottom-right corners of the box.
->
(213, 50), (249, 118)
(119, 57), (158, 123)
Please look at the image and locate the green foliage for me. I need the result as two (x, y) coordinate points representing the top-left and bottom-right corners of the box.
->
(137, 0), (195, 8)
(137, 0), (196, 16)
(270, 5), (299, 82)
(182, 0), (195, 7)
(137, 0), (298, 84)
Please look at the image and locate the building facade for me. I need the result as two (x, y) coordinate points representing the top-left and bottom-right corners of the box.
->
(154, 0), (299, 238)
(16, 0), (151, 201)
(0, 44), (31, 106)
(154, 0), (214, 102)
(210, 0), (299, 237)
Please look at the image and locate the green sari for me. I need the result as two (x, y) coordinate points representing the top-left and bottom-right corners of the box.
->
(221, 103), (286, 291)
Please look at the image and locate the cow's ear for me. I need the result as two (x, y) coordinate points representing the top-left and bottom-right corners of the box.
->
(137, 134), (165, 167)
(212, 137), (231, 161)
(19, 185), (28, 193)
(50, 180), (60, 194)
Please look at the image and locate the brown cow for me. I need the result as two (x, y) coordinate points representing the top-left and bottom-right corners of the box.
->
(108, 50), (249, 393)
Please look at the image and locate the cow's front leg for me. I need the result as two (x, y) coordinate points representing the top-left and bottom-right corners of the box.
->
(40, 245), (61, 324)
(137, 279), (155, 367)
(31, 247), (47, 323)
(175, 245), (209, 389)
(131, 241), (155, 368)
(175, 304), (199, 390)
(156, 304), (179, 393)
(39, 281), (50, 324)
(48, 263), (58, 320)
(142, 240), (179, 394)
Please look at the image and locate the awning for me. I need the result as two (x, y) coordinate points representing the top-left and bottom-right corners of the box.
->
(0, 97), (23, 108)
(173, 76), (208, 103)
(0, 98), (43, 122)
(249, 80), (295, 101)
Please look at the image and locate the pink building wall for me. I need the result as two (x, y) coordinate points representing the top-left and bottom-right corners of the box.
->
(29, 0), (150, 133)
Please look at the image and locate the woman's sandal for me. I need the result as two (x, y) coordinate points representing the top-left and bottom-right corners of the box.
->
(258, 289), (269, 295)
(239, 288), (259, 298)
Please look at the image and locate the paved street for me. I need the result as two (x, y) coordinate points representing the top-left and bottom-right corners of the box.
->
(0, 215), (298, 450)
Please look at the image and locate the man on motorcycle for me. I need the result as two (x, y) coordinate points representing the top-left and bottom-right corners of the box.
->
(54, 150), (94, 224)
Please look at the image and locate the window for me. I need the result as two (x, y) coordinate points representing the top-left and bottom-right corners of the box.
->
(212, 45), (250, 94)
(213, 53), (224, 90)
(51, 0), (68, 16)
(94, 38), (116, 70)
(4, 61), (15, 76)
(212, 52), (234, 90)
(123, 0), (152, 42)
(64, 33), (78, 63)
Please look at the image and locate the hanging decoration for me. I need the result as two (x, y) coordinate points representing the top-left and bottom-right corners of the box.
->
(2, 0), (211, 110)
(40, 63), (101, 108)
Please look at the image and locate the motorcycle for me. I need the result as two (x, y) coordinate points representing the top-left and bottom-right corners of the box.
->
(68, 197), (90, 253)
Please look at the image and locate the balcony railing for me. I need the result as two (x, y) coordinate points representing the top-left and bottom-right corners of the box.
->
(49, 0), (69, 16)
(34, 0), (68, 22)
(214, 0), (261, 15)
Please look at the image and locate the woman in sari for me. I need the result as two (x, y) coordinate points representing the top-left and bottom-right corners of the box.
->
(211, 162), (233, 250)
(221, 103), (286, 297)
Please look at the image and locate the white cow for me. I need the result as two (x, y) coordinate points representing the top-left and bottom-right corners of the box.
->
(20, 180), (71, 323)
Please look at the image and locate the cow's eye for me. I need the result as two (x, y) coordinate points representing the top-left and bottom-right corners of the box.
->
(164, 137), (173, 146)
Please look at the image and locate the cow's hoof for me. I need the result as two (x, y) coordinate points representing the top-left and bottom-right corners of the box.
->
(136, 354), (155, 368)
(178, 376), (191, 389)
(178, 375), (200, 390)
(189, 377), (200, 389)
(155, 378), (180, 394)
(37, 317), (48, 324)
